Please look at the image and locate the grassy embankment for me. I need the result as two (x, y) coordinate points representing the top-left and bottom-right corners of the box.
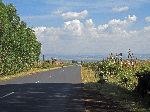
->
(81, 63), (150, 112)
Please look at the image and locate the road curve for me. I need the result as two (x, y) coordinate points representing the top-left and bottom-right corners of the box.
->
(0, 66), (85, 112)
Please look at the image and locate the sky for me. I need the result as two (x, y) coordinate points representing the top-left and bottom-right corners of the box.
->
(3, 0), (150, 55)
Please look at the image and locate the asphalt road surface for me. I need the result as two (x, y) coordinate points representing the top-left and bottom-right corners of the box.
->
(0, 66), (85, 112)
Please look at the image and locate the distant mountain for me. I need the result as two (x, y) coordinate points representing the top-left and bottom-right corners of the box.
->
(39, 53), (150, 61)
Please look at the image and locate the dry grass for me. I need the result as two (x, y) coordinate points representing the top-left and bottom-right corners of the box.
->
(81, 67), (99, 83)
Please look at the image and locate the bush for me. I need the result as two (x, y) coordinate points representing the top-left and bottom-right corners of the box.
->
(135, 70), (150, 97)
(82, 52), (150, 92)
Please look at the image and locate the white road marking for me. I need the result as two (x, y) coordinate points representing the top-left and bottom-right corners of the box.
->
(63, 69), (64, 71)
(27, 91), (46, 94)
(0, 92), (15, 99)
(35, 81), (40, 83)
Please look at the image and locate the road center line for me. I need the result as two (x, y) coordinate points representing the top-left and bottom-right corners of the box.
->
(0, 92), (15, 99)
(27, 91), (46, 94)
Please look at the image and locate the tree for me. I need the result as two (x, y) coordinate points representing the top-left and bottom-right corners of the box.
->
(0, 1), (41, 75)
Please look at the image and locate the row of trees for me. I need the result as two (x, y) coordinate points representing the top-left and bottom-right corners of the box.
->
(0, 1), (41, 75)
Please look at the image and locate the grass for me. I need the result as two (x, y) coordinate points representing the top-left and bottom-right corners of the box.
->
(81, 67), (150, 112)
(81, 67), (99, 84)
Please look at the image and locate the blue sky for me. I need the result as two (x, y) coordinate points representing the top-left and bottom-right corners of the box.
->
(3, 0), (150, 55)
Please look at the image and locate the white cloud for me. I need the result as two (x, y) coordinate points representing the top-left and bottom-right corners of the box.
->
(85, 19), (94, 28)
(61, 10), (88, 20)
(108, 19), (127, 27)
(128, 15), (137, 22)
(33, 27), (63, 42)
(53, 9), (63, 15)
(33, 27), (47, 33)
(145, 16), (150, 22)
(33, 15), (150, 55)
(64, 19), (83, 36)
(144, 26), (150, 31)
(102, 15), (137, 31)
(112, 6), (129, 12)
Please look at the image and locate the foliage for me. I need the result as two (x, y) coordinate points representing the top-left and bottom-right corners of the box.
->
(135, 70), (150, 97)
(71, 60), (78, 64)
(82, 50), (150, 109)
(0, 1), (41, 76)
(82, 50), (150, 91)
(81, 67), (150, 111)
(35, 61), (63, 69)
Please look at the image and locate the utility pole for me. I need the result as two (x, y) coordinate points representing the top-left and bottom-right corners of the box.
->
(42, 55), (45, 61)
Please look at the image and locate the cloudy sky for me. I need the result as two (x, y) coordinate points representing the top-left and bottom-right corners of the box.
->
(4, 0), (150, 55)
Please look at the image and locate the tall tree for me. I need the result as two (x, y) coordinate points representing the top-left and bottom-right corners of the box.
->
(0, 1), (41, 75)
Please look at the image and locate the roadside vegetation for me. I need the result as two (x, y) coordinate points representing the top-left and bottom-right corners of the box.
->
(81, 50), (150, 112)
(0, 1), (70, 81)
(0, 1), (41, 76)
(0, 61), (68, 81)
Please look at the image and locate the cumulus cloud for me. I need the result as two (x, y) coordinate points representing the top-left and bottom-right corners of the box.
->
(64, 19), (83, 36)
(33, 27), (63, 42)
(112, 6), (129, 12)
(144, 26), (150, 31)
(85, 19), (94, 27)
(98, 24), (109, 31)
(100, 15), (137, 31)
(109, 19), (126, 26)
(61, 10), (88, 20)
(110, 15), (136, 24)
(145, 16), (150, 22)
(33, 15), (150, 55)
(128, 15), (137, 22)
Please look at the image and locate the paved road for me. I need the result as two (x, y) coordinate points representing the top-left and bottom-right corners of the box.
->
(0, 66), (85, 112)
